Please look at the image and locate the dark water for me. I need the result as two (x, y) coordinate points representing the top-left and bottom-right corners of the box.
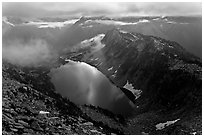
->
(49, 60), (134, 116)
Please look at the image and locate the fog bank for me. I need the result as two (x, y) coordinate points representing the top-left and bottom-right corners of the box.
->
(2, 39), (56, 66)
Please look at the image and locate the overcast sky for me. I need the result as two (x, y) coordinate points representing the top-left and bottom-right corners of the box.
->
(2, 2), (202, 18)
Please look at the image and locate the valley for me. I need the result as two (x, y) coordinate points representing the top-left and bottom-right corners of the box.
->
(2, 3), (202, 135)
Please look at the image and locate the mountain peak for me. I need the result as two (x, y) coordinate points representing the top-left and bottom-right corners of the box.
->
(102, 28), (125, 44)
(102, 28), (195, 58)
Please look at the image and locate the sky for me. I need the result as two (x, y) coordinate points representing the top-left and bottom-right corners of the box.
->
(2, 2), (202, 18)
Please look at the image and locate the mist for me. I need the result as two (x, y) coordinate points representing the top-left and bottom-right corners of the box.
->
(2, 39), (56, 66)
(49, 61), (134, 116)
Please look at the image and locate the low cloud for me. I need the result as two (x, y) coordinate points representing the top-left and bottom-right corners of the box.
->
(2, 39), (55, 66)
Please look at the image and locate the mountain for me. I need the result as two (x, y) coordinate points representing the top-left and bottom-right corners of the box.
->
(3, 15), (201, 58)
(63, 28), (202, 134)
(82, 28), (201, 109)
(2, 19), (202, 134)
(72, 16), (202, 58)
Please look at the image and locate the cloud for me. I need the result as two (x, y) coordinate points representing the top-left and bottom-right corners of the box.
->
(2, 2), (48, 17)
(2, 39), (55, 66)
(2, 2), (202, 17)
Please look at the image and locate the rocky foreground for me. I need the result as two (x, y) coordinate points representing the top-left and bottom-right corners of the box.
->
(2, 62), (124, 135)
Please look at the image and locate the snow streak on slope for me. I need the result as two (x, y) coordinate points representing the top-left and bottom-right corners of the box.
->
(156, 119), (180, 130)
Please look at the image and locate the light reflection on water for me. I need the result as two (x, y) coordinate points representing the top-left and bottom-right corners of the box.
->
(49, 60), (134, 116)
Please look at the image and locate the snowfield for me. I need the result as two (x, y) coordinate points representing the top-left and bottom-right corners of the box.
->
(123, 80), (142, 99)
(156, 119), (180, 130)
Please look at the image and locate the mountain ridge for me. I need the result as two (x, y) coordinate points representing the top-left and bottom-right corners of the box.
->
(58, 28), (202, 134)
(80, 28), (201, 112)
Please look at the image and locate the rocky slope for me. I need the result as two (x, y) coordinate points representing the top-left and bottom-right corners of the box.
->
(2, 61), (125, 135)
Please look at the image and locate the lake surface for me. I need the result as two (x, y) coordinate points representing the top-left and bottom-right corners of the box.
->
(49, 60), (134, 116)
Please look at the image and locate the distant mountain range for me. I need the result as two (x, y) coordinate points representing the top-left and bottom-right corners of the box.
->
(3, 15), (202, 58)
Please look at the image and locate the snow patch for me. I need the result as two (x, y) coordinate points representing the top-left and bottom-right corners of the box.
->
(191, 132), (197, 135)
(123, 80), (142, 99)
(111, 70), (118, 78)
(22, 86), (28, 91)
(108, 67), (113, 71)
(153, 18), (160, 21)
(119, 30), (128, 33)
(138, 19), (149, 23)
(111, 74), (116, 78)
(130, 33), (139, 41)
(39, 111), (50, 114)
(156, 119), (180, 130)
(98, 62), (103, 66)
(90, 129), (102, 134)
(64, 59), (79, 64)
(161, 16), (166, 19)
